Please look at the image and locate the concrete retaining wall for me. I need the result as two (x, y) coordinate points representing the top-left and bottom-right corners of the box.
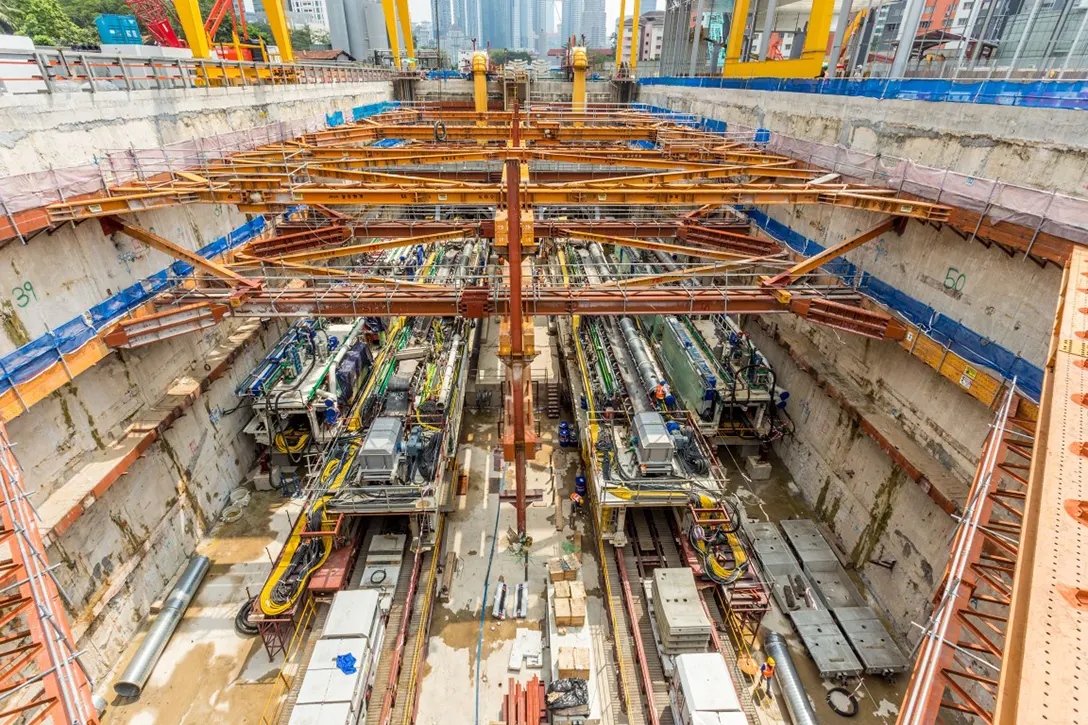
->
(0, 81), (393, 174)
(747, 318), (959, 640)
(0, 81), (394, 680)
(636, 85), (1088, 197)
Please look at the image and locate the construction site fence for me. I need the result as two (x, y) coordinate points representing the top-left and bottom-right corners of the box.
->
(634, 100), (1088, 249)
(639, 76), (1088, 110)
(0, 47), (398, 97)
(744, 207), (1045, 402)
(0, 101), (400, 230)
(0, 214), (267, 396)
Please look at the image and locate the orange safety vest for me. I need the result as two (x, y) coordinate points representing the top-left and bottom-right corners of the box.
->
(655, 384), (665, 400)
(761, 662), (775, 679)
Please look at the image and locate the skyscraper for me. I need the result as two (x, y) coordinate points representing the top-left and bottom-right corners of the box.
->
(465, 0), (480, 41)
(560, 0), (583, 46)
(581, 0), (606, 47)
(533, 0), (553, 54)
(480, 0), (511, 47)
(453, 0), (466, 30)
(435, 0), (453, 38)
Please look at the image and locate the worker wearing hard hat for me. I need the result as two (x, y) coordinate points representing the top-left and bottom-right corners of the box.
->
(760, 656), (776, 696)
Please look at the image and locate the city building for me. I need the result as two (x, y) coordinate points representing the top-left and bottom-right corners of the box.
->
(481, 0), (512, 47)
(561, 0), (584, 46)
(288, 0), (330, 30)
(621, 10), (665, 61)
(581, 0), (608, 47)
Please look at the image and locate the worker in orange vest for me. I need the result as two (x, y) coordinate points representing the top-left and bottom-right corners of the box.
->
(655, 380), (667, 404)
(760, 656), (776, 696)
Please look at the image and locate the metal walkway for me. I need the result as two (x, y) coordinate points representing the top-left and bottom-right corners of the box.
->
(364, 554), (416, 724)
(391, 544), (438, 725)
(603, 544), (650, 725)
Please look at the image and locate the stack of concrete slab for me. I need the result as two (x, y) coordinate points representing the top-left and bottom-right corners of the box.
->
(780, 519), (909, 676)
(651, 568), (711, 655)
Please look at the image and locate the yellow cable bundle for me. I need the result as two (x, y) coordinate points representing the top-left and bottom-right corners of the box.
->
(258, 448), (358, 616)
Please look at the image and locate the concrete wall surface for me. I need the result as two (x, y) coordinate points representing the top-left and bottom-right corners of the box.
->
(746, 319), (958, 641)
(759, 203), (1063, 369)
(43, 318), (286, 679)
(0, 82), (397, 679)
(0, 80), (393, 175)
(637, 85), (1088, 198)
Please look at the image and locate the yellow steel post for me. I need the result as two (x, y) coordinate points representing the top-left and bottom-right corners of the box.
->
(472, 51), (489, 125)
(629, 0), (641, 71)
(173, 0), (211, 59)
(394, 0), (415, 68)
(614, 0), (626, 73)
(723, 0), (751, 68)
(572, 47), (588, 117)
(722, 0), (834, 78)
(260, 0), (294, 63)
(381, 0), (402, 68)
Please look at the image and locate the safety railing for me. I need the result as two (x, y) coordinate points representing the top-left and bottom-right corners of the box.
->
(0, 47), (401, 96)
(257, 594), (318, 725)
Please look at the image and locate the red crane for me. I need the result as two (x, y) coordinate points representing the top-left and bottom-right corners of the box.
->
(124, 0), (185, 48)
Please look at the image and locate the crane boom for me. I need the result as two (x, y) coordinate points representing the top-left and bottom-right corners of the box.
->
(125, 0), (185, 47)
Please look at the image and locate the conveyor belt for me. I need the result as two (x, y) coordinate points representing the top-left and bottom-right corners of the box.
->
(392, 545), (437, 725)
(650, 509), (683, 569)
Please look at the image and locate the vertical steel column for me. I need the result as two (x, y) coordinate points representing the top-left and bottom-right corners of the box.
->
(827, 0), (854, 75)
(758, 0), (778, 61)
(889, 0), (925, 78)
(381, 0), (403, 69)
(616, 0), (628, 73)
(630, 0), (642, 71)
(506, 102), (528, 536)
(688, 0), (706, 75)
(395, 0), (415, 67)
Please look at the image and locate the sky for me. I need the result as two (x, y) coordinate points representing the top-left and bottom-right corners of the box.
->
(406, 0), (624, 32)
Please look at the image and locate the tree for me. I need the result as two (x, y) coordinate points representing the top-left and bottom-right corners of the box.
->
(13, 0), (93, 45)
(290, 24), (313, 51)
(0, 0), (21, 32)
(57, 0), (129, 30)
(490, 48), (531, 65)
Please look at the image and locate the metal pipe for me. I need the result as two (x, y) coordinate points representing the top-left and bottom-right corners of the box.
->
(764, 630), (818, 725)
(115, 555), (211, 697)
(619, 317), (661, 399)
(604, 320), (652, 415)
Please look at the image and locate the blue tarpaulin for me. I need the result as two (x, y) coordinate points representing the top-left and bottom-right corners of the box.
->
(0, 215), (267, 393)
(351, 100), (400, 122)
(638, 76), (1088, 110)
(744, 207), (1043, 401)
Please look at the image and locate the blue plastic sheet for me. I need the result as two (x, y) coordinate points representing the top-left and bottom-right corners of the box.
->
(743, 208), (1043, 400)
(351, 100), (400, 122)
(335, 653), (357, 675)
(0, 215), (267, 393)
(326, 110), (345, 127)
(638, 76), (1088, 110)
